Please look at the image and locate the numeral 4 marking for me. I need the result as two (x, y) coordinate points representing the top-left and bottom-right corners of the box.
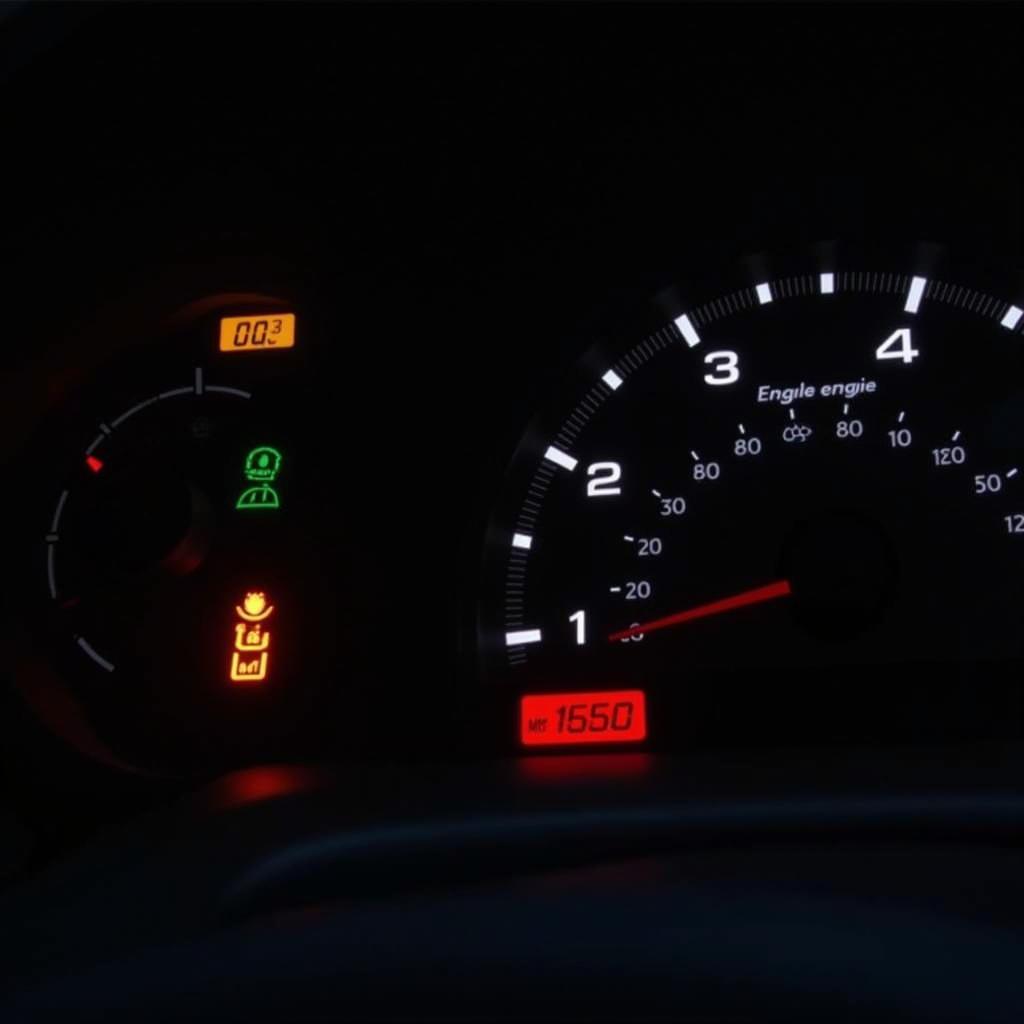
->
(876, 328), (919, 365)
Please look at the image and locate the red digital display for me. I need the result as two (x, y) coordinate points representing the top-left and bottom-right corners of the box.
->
(520, 690), (647, 747)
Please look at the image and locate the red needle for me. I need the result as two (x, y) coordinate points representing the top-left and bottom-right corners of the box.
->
(607, 579), (792, 642)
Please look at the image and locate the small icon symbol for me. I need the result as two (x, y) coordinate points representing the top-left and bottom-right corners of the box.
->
(236, 446), (282, 510)
(236, 485), (279, 509)
(244, 447), (281, 481)
(236, 591), (274, 621)
(235, 622), (270, 651)
(230, 653), (268, 681)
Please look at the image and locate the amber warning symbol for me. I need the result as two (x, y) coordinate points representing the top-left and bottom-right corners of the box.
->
(230, 591), (275, 684)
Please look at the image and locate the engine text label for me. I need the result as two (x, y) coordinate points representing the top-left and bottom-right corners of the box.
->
(756, 379), (878, 406)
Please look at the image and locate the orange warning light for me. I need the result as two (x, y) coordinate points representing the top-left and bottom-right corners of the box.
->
(230, 591), (274, 684)
(219, 313), (296, 353)
(236, 591), (274, 621)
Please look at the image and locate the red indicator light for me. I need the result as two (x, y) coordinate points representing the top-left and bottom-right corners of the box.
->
(520, 690), (647, 747)
(85, 455), (104, 474)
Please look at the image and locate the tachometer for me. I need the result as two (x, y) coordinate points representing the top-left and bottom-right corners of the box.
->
(477, 247), (1024, 751)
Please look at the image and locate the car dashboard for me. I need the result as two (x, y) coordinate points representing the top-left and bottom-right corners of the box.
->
(9, 249), (1024, 780)
(3, 5), (1024, 1020)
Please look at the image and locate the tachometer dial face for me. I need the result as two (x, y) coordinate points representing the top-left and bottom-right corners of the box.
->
(478, 252), (1024, 750)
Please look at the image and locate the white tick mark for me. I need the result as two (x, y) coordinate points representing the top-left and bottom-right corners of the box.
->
(904, 276), (927, 314)
(544, 446), (578, 472)
(674, 314), (702, 348)
(505, 629), (542, 646)
(1001, 305), (1023, 330)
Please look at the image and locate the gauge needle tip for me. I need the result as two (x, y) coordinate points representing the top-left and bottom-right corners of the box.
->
(608, 579), (792, 642)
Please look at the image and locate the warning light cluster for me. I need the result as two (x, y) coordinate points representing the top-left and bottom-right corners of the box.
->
(230, 591), (275, 684)
(520, 690), (647, 747)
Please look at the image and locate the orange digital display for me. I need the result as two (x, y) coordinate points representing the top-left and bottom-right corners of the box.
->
(520, 690), (647, 747)
(229, 591), (275, 684)
(219, 313), (296, 353)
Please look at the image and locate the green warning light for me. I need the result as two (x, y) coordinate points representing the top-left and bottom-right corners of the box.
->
(236, 446), (282, 510)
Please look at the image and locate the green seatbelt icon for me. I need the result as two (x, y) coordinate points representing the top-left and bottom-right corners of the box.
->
(236, 446), (282, 510)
